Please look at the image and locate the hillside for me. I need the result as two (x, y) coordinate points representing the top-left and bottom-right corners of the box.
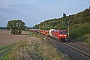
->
(33, 7), (90, 43)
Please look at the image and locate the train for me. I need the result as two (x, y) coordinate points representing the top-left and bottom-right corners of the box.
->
(30, 29), (68, 42)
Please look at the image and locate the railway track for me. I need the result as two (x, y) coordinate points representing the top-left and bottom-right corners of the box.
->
(0, 43), (17, 58)
(40, 34), (90, 60)
(50, 36), (90, 58)
(63, 42), (90, 58)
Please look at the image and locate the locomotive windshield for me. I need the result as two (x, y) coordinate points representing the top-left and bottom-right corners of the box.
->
(60, 31), (66, 34)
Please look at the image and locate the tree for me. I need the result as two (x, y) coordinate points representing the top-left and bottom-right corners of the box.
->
(63, 13), (66, 18)
(7, 20), (26, 34)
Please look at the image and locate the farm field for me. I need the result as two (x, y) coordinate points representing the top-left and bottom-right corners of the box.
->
(0, 30), (28, 47)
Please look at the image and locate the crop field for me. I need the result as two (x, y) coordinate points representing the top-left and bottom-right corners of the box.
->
(0, 30), (28, 47)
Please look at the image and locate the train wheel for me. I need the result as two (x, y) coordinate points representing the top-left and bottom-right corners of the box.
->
(60, 39), (64, 42)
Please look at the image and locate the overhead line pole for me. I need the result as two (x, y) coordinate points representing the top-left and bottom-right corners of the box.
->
(39, 25), (40, 34)
(68, 21), (69, 39)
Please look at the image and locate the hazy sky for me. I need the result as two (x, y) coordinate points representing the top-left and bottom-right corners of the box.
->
(0, 0), (90, 27)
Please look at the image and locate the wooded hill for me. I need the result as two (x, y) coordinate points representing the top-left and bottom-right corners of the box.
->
(33, 7), (90, 42)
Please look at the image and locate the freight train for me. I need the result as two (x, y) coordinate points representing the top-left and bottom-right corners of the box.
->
(30, 29), (68, 42)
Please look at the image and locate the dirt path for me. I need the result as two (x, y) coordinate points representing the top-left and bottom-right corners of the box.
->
(0, 30), (28, 47)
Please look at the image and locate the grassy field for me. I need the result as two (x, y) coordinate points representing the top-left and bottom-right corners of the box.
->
(0, 32), (70, 60)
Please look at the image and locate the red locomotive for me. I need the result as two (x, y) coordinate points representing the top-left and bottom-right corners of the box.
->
(51, 30), (67, 42)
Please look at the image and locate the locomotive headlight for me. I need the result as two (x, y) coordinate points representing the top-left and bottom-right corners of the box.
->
(60, 35), (62, 36)
(64, 35), (67, 36)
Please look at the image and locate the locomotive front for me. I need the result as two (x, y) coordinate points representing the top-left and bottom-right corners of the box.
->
(58, 30), (67, 42)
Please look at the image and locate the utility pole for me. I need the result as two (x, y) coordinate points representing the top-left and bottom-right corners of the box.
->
(68, 21), (69, 39)
(39, 25), (40, 34)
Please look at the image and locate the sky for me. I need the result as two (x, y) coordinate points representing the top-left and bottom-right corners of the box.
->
(0, 0), (90, 27)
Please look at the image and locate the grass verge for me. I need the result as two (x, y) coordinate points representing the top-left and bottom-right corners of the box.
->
(0, 43), (18, 60)
(8, 32), (70, 60)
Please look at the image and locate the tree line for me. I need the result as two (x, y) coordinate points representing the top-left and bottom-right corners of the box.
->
(33, 7), (90, 29)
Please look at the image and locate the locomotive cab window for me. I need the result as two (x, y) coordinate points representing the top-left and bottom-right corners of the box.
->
(60, 31), (66, 34)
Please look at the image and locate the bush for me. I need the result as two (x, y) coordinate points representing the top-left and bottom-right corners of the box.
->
(70, 25), (90, 40)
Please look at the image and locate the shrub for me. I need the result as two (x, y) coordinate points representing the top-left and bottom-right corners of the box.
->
(70, 25), (90, 40)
